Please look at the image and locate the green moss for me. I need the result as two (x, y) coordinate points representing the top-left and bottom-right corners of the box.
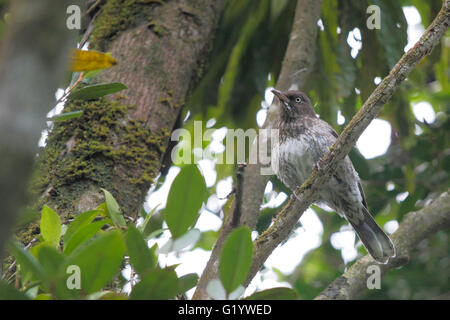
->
(31, 97), (170, 215)
(146, 19), (168, 37)
(90, 0), (153, 51)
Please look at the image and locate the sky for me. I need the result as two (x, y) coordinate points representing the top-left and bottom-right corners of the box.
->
(41, 5), (438, 299)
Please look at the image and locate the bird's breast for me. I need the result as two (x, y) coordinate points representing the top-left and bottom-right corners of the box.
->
(271, 135), (317, 190)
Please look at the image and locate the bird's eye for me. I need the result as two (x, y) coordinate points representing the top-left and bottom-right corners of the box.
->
(295, 97), (302, 103)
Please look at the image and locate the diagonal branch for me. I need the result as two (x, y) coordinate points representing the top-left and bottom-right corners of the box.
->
(243, 0), (450, 288)
(315, 190), (450, 300)
(193, 0), (324, 300)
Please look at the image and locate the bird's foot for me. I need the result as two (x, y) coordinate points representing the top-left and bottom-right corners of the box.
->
(314, 158), (326, 172)
(290, 192), (301, 202)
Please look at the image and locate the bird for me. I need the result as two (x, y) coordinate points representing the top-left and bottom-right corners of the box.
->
(270, 89), (395, 263)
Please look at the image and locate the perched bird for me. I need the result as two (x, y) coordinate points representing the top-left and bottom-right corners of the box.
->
(271, 89), (395, 263)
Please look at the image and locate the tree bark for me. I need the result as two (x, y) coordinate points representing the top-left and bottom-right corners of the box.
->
(27, 0), (225, 243)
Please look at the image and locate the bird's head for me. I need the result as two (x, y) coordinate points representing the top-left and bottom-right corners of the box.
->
(271, 89), (316, 121)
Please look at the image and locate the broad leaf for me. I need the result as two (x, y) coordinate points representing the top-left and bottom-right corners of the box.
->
(9, 241), (45, 281)
(177, 273), (199, 294)
(125, 225), (157, 275)
(38, 245), (65, 277)
(0, 281), (29, 300)
(194, 230), (219, 251)
(69, 83), (127, 100)
(63, 210), (103, 248)
(130, 268), (179, 300)
(165, 165), (206, 238)
(62, 230), (125, 296)
(47, 110), (83, 122)
(102, 189), (126, 227)
(37, 245), (66, 291)
(40, 206), (61, 248)
(63, 220), (108, 255)
(245, 287), (298, 300)
(219, 226), (253, 293)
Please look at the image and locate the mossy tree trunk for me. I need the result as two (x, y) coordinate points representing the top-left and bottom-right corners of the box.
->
(27, 0), (225, 241)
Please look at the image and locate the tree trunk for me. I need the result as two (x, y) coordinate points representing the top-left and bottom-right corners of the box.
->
(26, 0), (225, 242)
(0, 0), (76, 255)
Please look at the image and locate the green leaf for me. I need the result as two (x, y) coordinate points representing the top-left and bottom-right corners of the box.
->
(142, 212), (163, 239)
(9, 241), (45, 281)
(69, 82), (127, 100)
(40, 206), (61, 248)
(63, 230), (125, 296)
(63, 220), (108, 255)
(145, 228), (165, 240)
(245, 287), (298, 300)
(38, 245), (65, 276)
(139, 204), (160, 233)
(125, 225), (157, 275)
(372, 0), (407, 69)
(83, 68), (103, 80)
(0, 280), (29, 300)
(165, 165), (207, 238)
(177, 273), (199, 294)
(63, 210), (103, 248)
(102, 189), (126, 227)
(256, 207), (279, 234)
(37, 245), (66, 291)
(219, 226), (253, 293)
(47, 110), (83, 122)
(93, 291), (128, 300)
(194, 230), (219, 251)
(130, 268), (179, 300)
(216, 0), (269, 120)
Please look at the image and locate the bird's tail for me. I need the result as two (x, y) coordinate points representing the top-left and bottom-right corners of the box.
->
(348, 207), (395, 264)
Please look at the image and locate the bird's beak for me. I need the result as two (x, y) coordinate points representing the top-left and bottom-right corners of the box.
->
(271, 89), (288, 103)
(271, 89), (290, 109)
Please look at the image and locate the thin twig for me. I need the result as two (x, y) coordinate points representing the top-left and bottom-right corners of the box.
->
(2, 238), (37, 281)
(55, 72), (84, 105)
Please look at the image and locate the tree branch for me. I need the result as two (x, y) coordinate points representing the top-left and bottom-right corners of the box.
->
(315, 190), (450, 300)
(242, 0), (449, 288)
(193, 0), (323, 299)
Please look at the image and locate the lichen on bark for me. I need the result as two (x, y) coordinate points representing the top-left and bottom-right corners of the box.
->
(89, 0), (156, 51)
(31, 96), (169, 219)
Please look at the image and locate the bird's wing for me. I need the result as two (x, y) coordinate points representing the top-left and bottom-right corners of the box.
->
(357, 181), (368, 209)
(312, 117), (369, 209)
(309, 117), (340, 154)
